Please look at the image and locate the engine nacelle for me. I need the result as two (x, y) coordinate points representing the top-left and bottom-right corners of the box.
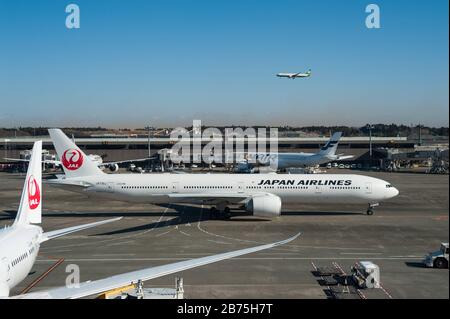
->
(235, 161), (252, 173)
(245, 194), (282, 218)
(108, 163), (119, 172)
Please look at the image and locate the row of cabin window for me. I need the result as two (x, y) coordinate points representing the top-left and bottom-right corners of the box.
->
(247, 186), (310, 190)
(248, 186), (361, 190)
(12, 252), (28, 266)
(121, 186), (168, 189)
(184, 186), (232, 189)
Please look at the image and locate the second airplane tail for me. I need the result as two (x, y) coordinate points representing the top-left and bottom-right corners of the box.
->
(48, 129), (104, 178)
(318, 132), (342, 156)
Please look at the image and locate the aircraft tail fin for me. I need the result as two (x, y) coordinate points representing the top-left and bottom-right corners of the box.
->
(318, 132), (342, 156)
(14, 141), (42, 225)
(48, 129), (104, 178)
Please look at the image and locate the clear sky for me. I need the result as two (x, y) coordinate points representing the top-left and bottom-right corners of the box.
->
(0, 0), (448, 128)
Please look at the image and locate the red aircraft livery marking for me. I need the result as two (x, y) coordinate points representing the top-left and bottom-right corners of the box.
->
(28, 175), (40, 210)
(62, 149), (84, 170)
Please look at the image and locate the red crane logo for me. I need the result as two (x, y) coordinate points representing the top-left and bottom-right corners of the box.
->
(62, 149), (84, 170)
(28, 175), (40, 210)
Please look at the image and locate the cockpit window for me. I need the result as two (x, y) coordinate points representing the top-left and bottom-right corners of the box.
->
(386, 184), (393, 188)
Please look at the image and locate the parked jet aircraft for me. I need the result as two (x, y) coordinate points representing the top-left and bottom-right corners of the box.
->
(0, 141), (121, 297)
(5, 151), (151, 172)
(10, 232), (300, 298)
(235, 132), (354, 172)
(276, 69), (311, 79)
(48, 129), (399, 217)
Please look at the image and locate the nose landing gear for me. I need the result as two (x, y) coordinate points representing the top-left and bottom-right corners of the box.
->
(366, 203), (379, 215)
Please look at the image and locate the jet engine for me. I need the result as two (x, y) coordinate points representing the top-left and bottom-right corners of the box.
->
(245, 193), (282, 218)
(108, 163), (119, 172)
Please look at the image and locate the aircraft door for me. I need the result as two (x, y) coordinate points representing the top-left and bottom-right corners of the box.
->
(315, 185), (322, 194)
(172, 182), (179, 193)
(106, 182), (114, 193)
(237, 182), (245, 193)
(365, 182), (372, 194)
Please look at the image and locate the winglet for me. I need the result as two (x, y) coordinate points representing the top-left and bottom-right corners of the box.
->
(272, 232), (301, 247)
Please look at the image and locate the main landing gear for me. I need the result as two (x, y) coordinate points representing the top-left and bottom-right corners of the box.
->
(209, 206), (231, 220)
(366, 203), (379, 216)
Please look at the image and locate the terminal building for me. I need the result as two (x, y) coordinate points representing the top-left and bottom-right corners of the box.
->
(2, 134), (447, 167)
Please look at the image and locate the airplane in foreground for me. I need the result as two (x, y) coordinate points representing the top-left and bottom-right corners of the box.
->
(10, 232), (300, 299)
(276, 69), (311, 79)
(47, 129), (399, 217)
(0, 141), (121, 297)
(235, 132), (354, 172)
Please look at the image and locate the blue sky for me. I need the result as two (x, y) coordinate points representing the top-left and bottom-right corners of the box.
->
(0, 0), (448, 127)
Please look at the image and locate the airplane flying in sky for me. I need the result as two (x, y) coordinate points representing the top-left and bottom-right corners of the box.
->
(0, 141), (121, 297)
(276, 69), (311, 79)
(235, 132), (354, 172)
(47, 129), (399, 217)
(9, 232), (300, 299)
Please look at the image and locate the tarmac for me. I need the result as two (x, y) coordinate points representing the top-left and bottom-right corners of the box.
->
(0, 170), (448, 299)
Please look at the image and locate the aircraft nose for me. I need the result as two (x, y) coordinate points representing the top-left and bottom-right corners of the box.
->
(391, 187), (399, 197)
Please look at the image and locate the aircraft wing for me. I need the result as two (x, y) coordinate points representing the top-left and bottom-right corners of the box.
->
(166, 193), (251, 205)
(276, 73), (293, 78)
(4, 158), (61, 165)
(4, 158), (30, 162)
(44, 178), (94, 189)
(12, 232), (300, 299)
(39, 217), (122, 243)
(100, 157), (157, 167)
(336, 155), (354, 161)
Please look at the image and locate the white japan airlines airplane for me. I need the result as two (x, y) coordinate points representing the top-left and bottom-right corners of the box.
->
(0, 141), (121, 297)
(10, 232), (300, 299)
(276, 69), (311, 79)
(235, 132), (354, 172)
(48, 129), (399, 217)
(5, 152), (151, 173)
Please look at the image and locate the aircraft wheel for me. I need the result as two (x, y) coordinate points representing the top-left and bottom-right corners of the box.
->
(434, 258), (448, 269)
(366, 209), (374, 216)
(210, 207), (218, 219)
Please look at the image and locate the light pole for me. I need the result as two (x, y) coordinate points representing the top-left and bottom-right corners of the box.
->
(145, 126), (151, 158)
(367, 124), (374, 167)
(4, 139), (10, 160)
(418, 124), (422, 146)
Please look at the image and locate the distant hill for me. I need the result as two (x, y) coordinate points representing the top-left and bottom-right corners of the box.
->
(0, 124), (448, 138)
